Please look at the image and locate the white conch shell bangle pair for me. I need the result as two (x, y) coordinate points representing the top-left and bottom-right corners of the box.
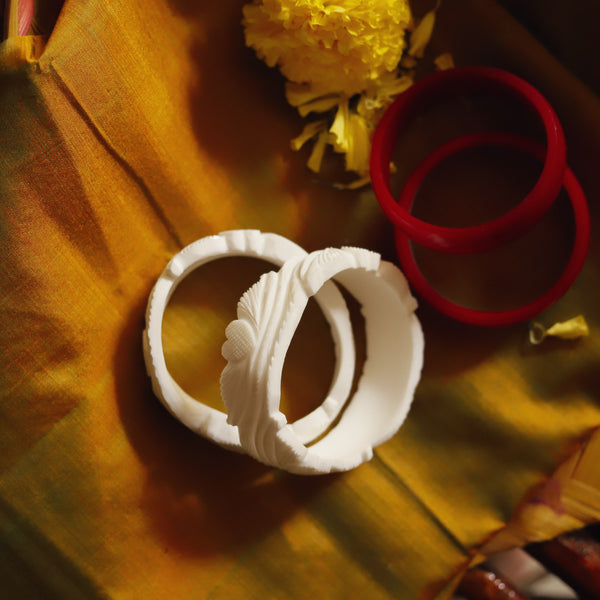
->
(143, 230), (424, 474)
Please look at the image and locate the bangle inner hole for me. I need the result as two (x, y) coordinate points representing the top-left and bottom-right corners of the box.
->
(162, 256), (338, 422)
(409, 145), (542, 226)
(410, 147), (573, 310)
(388, 91), (545, 220)
(163, 257), (273, 413)
(303, 284), (367, 447)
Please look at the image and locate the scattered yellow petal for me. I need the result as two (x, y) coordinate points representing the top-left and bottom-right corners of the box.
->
(378, 74), (415, 99)
(529, 316), (590, 345)
(290, 119), (328, 151)
(434, 52), (455, 71)
(408, 8), (436, 59)
(546, 316), (590, 339)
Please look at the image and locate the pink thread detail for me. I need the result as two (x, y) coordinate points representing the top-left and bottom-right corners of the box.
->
(18, 0), (35, 36)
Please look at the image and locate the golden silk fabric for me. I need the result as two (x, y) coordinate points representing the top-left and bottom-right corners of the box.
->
(1, 1), (599, 598)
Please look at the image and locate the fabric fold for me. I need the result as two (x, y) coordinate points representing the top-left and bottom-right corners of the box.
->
(1, 1), (599, 598)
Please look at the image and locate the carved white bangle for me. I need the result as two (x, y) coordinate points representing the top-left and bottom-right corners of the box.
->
(143, 230), (356, 451)
(220, 247), (424, 474)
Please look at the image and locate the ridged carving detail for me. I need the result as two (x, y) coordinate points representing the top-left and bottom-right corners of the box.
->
(220, 247), (381, 469)
(221, 262), (298, 465)
(221, 248), (348, 466)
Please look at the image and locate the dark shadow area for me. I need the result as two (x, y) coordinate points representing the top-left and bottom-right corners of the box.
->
(114, 288), (339, 557)
(404, 384), (580, 519)
(0, 70), (109, 473)
(497, 0), (600, 97)
(0, 71), (119, 281)
(520, 355), (600, 405)
(407, 154), (573, 313)
(162, 256), (337, 421)
(165, 0), (377, 251)
(34, 0), (66, 37)
(0, 497), (105, 600)
(165, 0), (305, 182)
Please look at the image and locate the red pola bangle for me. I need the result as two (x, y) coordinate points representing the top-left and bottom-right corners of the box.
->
(394, 132), (590, 327)
(370, 66), (567, 254)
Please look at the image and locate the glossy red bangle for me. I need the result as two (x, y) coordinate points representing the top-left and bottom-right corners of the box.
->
(394, 132), (590, 327)
(370, 66), (567, 254)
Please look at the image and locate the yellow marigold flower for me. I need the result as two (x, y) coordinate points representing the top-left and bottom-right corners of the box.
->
(243, 0), (412, 97)
(243, 1), (442, 185)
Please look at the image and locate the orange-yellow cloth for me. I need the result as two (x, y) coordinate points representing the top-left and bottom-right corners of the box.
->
(1, 1), (599, 598)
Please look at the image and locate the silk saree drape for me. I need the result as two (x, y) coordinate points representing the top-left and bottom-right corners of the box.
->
(1, 1), (599, 597)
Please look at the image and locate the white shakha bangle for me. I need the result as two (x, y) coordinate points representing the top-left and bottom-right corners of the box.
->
(143, 230), (356, 451)
(220, 247), (424, 474)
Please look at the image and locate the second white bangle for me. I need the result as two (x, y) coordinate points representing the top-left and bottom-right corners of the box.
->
(221, 246), (424, 474)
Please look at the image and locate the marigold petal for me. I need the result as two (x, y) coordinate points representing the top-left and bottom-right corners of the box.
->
(290, 119), (328, 151)
(285, 82), (322, 107)
(329, 99), (350, 153)
(434, 52), (455, 71)
(307, 130), (329, 173)
(409, 9), (436, 59)
(529, 316), (590, 345)
(298, 95), (343, 117)
(243, 0), (412, 97)
(333, 175), (371, 190)
(244, 0), (441, 181)
(546, 316), (590, 339)
(345, 113), (372, 176)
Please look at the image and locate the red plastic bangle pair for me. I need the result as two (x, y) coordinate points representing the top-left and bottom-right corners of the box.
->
(369, 66), (590, 327)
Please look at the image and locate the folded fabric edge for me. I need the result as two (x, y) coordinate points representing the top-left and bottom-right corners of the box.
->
(427, 428), (600, 598)
(479, 427), (600, 557)
(0, 35), (45, 69)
